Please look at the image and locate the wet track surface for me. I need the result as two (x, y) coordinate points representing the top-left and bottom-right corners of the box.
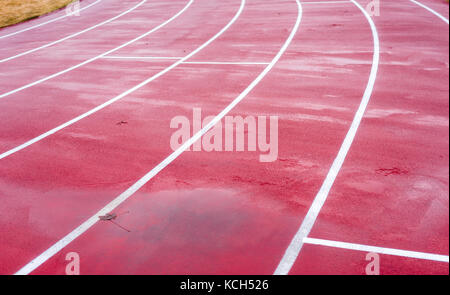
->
(0, 0), (448, 274)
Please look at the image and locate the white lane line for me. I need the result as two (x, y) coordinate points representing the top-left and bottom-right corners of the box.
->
(15, 0), (303, 275)
(304, 238), (450, 263)
(101, 56), (270, 65)
(0, 0), (103, 40)
(409, 0), (449, 25)
(0, 0), (148, 63)
(183, 61), (270, 65)
(102, 56), (184, 60)
(0, 0), (194, 162)
(302, 1), (350, 4)
(0, 0), (193, 101)
(274, 0), (380, 275)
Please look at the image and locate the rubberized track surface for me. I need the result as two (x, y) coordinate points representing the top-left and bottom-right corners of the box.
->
(0, 0), (448, 275)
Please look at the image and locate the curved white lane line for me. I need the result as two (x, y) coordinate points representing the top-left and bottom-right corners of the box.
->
(14, 0), (303, 275)
(0, 0), (193, 101)
(274, 0), (380, 275)
(0, 0), (148, 63)
(409, 0), (449, 25)
(0, 0), (103, 40)
(0, 0), (194, 162)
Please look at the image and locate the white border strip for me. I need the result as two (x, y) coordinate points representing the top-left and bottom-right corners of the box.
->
(0, 0), (148, 63)
(101, 56), (270, 65)
(302, 1), (350, 4)
(274, 0), (380, 275)
(102, 56), (184, 60)
(0, 0), (193, 101)
(409, 0), (449, 25)
(0, 0), (103, 40)
(15, 0), (303, 275)
(304, 238), (450, 263)
(183, 61), (270, 65)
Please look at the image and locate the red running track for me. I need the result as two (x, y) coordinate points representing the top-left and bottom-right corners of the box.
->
(0, 0), (448, 275)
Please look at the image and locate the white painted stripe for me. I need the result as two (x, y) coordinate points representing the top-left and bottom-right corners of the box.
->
(0, 0), (194, 161)
(0, 0), (193, 101)
(302, 1), (350, 4)
(15, 0), (303, 275)
(304, 238), (450, 263)
(274, 0), (380, 275)
(409, 0), (449, 25)
(0, 0), (148, 63)
(102, 56), (184, 60)
(101, 56), (270, 65)
(183, 61), (270, 65)
(0, 0), (103, 40)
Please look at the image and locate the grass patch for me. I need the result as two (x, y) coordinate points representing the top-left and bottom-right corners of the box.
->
(0, 0), (77, 28)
